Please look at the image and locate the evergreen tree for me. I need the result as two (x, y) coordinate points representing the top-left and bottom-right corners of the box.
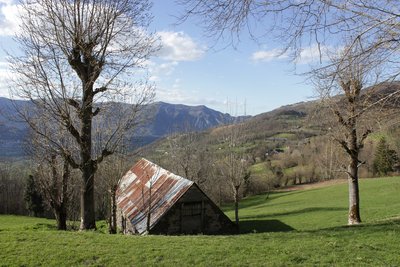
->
(373, 138), (398, 176)
(24, 175), (44, 217)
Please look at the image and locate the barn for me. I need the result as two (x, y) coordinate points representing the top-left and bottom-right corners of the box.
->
(116, 158), (236, 235)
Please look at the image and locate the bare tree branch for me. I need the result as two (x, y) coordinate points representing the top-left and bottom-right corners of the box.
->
(9, 0), (158, 230)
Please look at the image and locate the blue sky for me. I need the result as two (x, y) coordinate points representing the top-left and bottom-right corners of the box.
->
(0, 0), (319, 115)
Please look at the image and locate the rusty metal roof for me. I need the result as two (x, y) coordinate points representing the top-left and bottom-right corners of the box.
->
(116, 158), (194, 234)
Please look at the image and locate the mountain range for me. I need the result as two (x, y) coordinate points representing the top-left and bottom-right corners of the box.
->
(0, 98), (247, 158)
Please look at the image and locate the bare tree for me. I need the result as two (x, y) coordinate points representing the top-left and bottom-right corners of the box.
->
(165, 129), (209, 186)
(178, 1), (400, 109)
(178, 1), (400, 67)
(27, 116), (79, 230)
(0, 161), (29, 215)
(141, 167), (160, 234)
(9, 0), (158, 230)
(35, 156), (73, 230)
(218, 123), (250, 228)
(96, 154), (131, 234)
(314, 44), (382, 225)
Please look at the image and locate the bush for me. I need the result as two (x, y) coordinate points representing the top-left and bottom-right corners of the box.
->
(373, 137), (398, 176)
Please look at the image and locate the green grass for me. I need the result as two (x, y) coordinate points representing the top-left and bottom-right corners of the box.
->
(367, 132), (388, 142)
(272, 132), (297, 139)
(226, 177), (400, 231)
(250, 161), (303, 177)
(249, 162), (270, 176)
(1, 177), (400, 266)
(283, 166), (297, 175)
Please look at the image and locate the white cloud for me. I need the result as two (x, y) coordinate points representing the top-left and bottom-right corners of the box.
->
(148, 31), (206, 83)
(157, 31), (206, 62)
(295, 45), (330, 64)
(156, 85), (223, 108)
(0, 0), (14, 6)
(172, 78), (181, 89)
(0, 1), (20, 36)
(252, 45), (330, 64)
(252, 49), (289, 62)
(153, 61), (178, 76)
(0, 61), (11, 97)
(147, 60), (178, 82)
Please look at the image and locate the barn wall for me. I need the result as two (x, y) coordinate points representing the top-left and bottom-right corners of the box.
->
(150, 185), (236, 235)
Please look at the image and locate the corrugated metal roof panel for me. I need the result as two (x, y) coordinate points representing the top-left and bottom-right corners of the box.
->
(116, 158), (193, 234)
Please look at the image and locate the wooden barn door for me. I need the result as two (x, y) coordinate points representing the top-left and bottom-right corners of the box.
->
(181, 201), (203, 234)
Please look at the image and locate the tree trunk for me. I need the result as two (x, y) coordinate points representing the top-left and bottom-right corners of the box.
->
(284, 176), (289, 186)
(59, 162), (69, 230)
(347, 125), (361, 225)
(80, 164), (96, 230)
(55, 204), (67, 230)
(80, 86), (96, 230)
(234, 185), (240, 232)
(218, 185), (222, 206)
(146, 185), (152, 233)
(48, 157), (69, 230)
(109, 185), (117, 234)
(348, 158), (361, 225)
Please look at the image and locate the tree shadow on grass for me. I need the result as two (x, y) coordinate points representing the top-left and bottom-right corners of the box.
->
(307, 217), (400, 233)
(236, 190), (309, 210)
(239, 219), (295, 234)
(24, 222), (57, 231)
(241, 206), (346, 220)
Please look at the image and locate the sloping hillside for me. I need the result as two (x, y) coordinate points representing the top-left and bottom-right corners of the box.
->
(143, 99), (322, 165)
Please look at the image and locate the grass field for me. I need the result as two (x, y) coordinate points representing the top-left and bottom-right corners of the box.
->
(1, 177), (400, 266)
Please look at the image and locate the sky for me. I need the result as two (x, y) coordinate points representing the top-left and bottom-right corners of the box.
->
(0, 0), (320, 116)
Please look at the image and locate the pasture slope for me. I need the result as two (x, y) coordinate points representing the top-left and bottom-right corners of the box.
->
(1, 177), (399, 266)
